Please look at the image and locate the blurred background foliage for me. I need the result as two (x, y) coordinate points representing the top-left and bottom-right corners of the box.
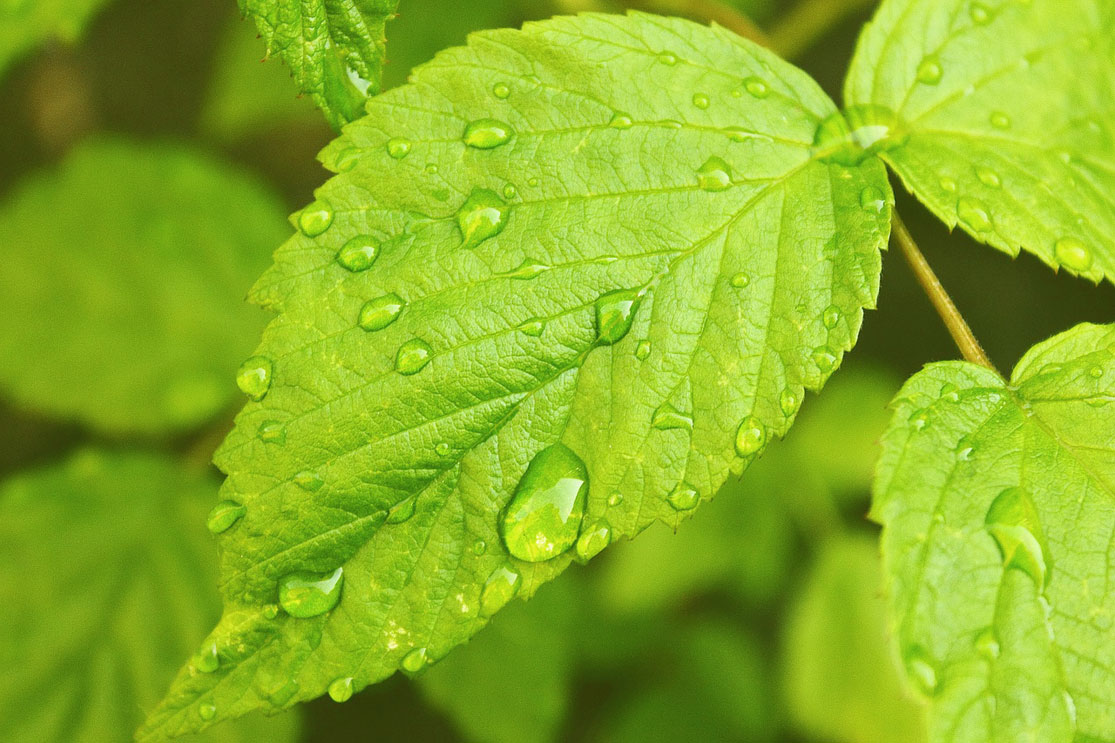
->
(1, 0), (1112, 741)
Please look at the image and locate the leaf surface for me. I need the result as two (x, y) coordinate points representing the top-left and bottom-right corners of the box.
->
(873, 323), (1115, 742)
(845, 0), (1115, 283)
(141, 12), (890, 736)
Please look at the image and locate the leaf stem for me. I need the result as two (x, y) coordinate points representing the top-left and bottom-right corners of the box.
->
(891, 212), (999, 374)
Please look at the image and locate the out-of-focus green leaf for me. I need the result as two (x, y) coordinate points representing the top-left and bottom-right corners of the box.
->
(0, 449), (300, 743)
(0, 138), (286, 435)
(0, 0), (112, 79)
(845, 0), (1115, 283)
(874, 322), (1115, 742)
(782, 534), (928, 743)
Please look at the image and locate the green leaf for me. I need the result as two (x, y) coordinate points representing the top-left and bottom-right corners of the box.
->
(141, 12), (890, 736)
(0, 0), (113, 79)
(844, 0), (1115, 283)
(873, 322), (1115, 742)
(238, 0), (400, 128)
(0, 449), (301, 743)
(781, 534), (928, 743)
(0, 138), (287, 434)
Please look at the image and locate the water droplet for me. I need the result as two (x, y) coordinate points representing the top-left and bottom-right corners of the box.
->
(957, 197), (992, 233)
(940, 383), (960, 402)
(905, 646), (938, 695)
(527, 177), (540, 187)
(939, 176), (958, 193)
(480, 566), (521, 616)
(199, 703), (216, 721)
(396, 338), (433, 375)
(595, 289), (641, 345)
(909, 409), (929, 431)
(575, 519), (612, 562)
(1089, 365), (1104, 379)
(812, 346), (837, 374)
(464, 118), (515, 149)
(334, 148), (359, 172)
(859, 186), (886, 212)
(657, 51), (678, 65)
(336, 235), (379, 272)
(278, 567), (344, 618)
(652, 403), (693, 431)
(734, 416), (766, 456)
(976, 627), (1000, 660)
(635, 340), (651, 360)
(970, 2), (991, 24)
(779, 388), (799, 416)
(692, 93), (710, 110)
(501, 259), (549, 280)
(492, 82), (511, 99)
(359, 293), (405, 331)
(207, 500), (246, 534)
(294, 471), (324, 491)
(435, 442), (451, 457)
(425, 163), (439, 175)
(259, 421), (286, 444)
(499, 443), (588, 562)
(386, 138), (412, 159)
(518, 318), (546, 337)
(387, 496), (417, 524)
(976, 167), (1001, 188)
(729, 272), (750, 288)
(985, 486), (1051, 587)
(502, 183), (517, 200)
(743, 76), (769, 98)
(697, 156), (732, 191)
(609, 112), (634, 129)
(401, 647), (429, 676)
(822, 305), (841, 329)
(667, 482), (699, 511)
(457, 189), (508, 249)
(1054, 237), (1093, 272)
(990, 111), (1011, 129)
(236, 356), (273, 401)
(328, 677), (354, 703)
(471, 539), (487, 555)
(298, 200), (334, 236)
(194, 642), (219, 673)
(916, 56), (943, 84)
(814, 106), (900, 165)
(262, 604), (280, 619)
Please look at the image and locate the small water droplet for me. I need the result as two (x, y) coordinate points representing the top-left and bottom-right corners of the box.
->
(990, 111), (1011, 129)
(464, 118), (515, 149)
(396, 338), (433, 375)
(298, 200), (334, 237)
(657, 51), (678, 65)
(359, 293), (405, 332)
(328, 677), (354, 703)
(502, 183), (517, 200)
(957, 197), (993, 233)
(471, 539), (487, 555)
(905, 646), (938, 695)
(1089, 365), (1104, 379)
(859, 186), (886, 212)
(262, 603), (280, 619)
(480, 566), (521, 616)
(692, 93), (710, 110)
(425, 163), (439, 175)
(435, 442), (451, 457)
(667, 482), (699, 511)
(527, 177), (540, 187)
(294, 471), (324, 491)
(734, 416), (766, 456)
(206, 500), (246, 534)
(492, 82), (511, 99)
(387, 496), (417, 524)
(779, 388), (799, 416)
(259, 421), (286, 444)
(386, 138), (412, 159)
(501, 258), (549, 280)
(909, 409), (929, 431)
(652, 403), (693, 431)
(1054, 237), (1093, 272)
(336, 235), (379, 272)
(916, 56), (943, 84)
(970, 2), (991, 24)
(976, 167), (1001, 188)
(822, 305), (841, 329)
(812, 346), (837, 374)
(635, 340), (651, 360)
(595, 289), (641, 345)
(697, 156), (732, 192)
(609, 112), (634, 129)
(743, 76), (770, 98)
(940, 383), (960, 402)
(279, 567), (344, 618)
(457, 189), (508, 249)
(986, 487), (1051, 587)
(729, 272), (750, 288)
(575, 519), (611, 562)
(939, 176), (958, 193)
(608, 494), (625, 509)
(499, 443), (588, 562)
(194, 642), (219, 673)
(976, 627), (1000, 660)
(199, 703), (217, 721)
(518, 318), (546, 337)
(401, 647), (430, 676)
(334, 148), (359, 172)
(236, 356), (273, 401)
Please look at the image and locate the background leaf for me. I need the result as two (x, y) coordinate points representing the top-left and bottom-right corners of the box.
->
(873, 322), (1115, 742)
(844, 0), (1115, 283)
(0, 0), (114, 80)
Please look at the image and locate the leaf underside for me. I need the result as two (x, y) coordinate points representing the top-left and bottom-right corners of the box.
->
(141, 12), (891, 738)
(846, 0), (1115, 283)
(874, 323), (1115, 743)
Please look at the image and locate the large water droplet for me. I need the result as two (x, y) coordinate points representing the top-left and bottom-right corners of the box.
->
(822, 305), (841, 329)
(194, 642), (219, 673)
(259, 420), (286, 444)
(480, 566), (521, 617)
(518, 318), (546, 337)
(328, 677), (354, 703)
(734, 416), (767, 456)
(779, 388), (799, 416)
(692, 93), (710, 110)
(607, 493), (624, 507)
(359, 293), (405, 332)
(206, 500), (246, 534)
(743, 76), (769, 98)
(387, 496), (417, 524)
(916, 56), (943, 84)
(1054, 237), (1093, 272)
(464, 118), (515, 149)
(575, 519), (612, 563)
(729, 272), (750, 288)
(236, 356), (273, 401)
(905, 646), (938, 696)
(652, 403), (693, 431)
(396, 338), (433, 375)
(697, 156), (732, 192)
(667, 482), (699, 511)
(492, 82), (511, 99)
(860, 186), (886, 212)
(298, 200), (334, 237)
(199, 703), (217, 721)
(337, 236), (379, 272)
(609, 112), (634, 129)
(957, 197), (992, 233)
(595, 289), (641, 345)
(985, 486), (1052, 587)
(812, 346), (837, 374)
(386, 138), (412, 160)
(278, 567), (344, 618)
(401, 647), (430, 676)
(458, 189), (508, 249)
(499, 443), (588, 562)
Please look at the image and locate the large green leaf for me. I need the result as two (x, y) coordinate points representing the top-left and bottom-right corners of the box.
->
(0, 0), (112, 79)
(238, 0), (400, 128)
(0, 450), (300, 743)
(0, 138), (286, 434)
(844, 0), (1115, 283)
(873, 323), (1115, 742)
(140, 12), (891, 736)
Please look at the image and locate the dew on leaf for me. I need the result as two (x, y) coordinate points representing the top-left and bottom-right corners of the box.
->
(206, 500), (246, 534)
(386, 138), (412, 159)
(499, 443), (589, 562)
(975, 627), (1001, 660)
(651, 403), (693, 431)
(199, 703), (216, 721)
(294, 471), (324, 491)
(334, 148), (359, 172)
(457, 189), (508, 249)
(396, 338), (433, 375)
(401, 647), (430, 676)
(608, 493), (624, 507)
(328, 677), (354, 703)
(734, 416), (766, 457)
(696, 156), (732, 192)
(904, 646), (938, 695)
(729, 272), (750, 288)
(492, 82), (511, 99)
(236, 356), (273, 401)
(976, 167), (1001, 188)
(779, 388), (799, 416)
(435, 442), (451, 457)
(258, 421), (286, 444)
(822, 305), (841, 329)
(359, 293), (405, 332)
(957, 196), (993, 233)
(502, 183), (517, 200)
(298, 199), (334, 236)
(970, 2), (991, 24)
(859, 185), (886, 212)
(194, 642), (219, 673)
(743, 76), (769, 98)
(990, 111), (1011, 129)
(262, 603), (280, 619)
(635, 340), (651, 360)
(575, 519), (612, 562)
(812, 346), (837, 374)
(471, 539), (487, 555)
(464, 118), (515, 149)
(1089, 365), (1104, 379)
(985, 486), (1052, 588)
(595, 289), (641, 345)
(500, 259), (549, 280)
(916, 56), (943, 84)
(657, 51), (678, 65)
(336, 235), (379, 272)
(692, 93), (710, 109)
(480, 566), (521, 617)
(387, 496), (417, 524)
(667, 482), (699, 511)
(1054, 237), (1093, 272)
(518, 318), (546, 337)
(278, 567), (344, 618)
(939, 176), (958, 193)
(609, 112), (634, 129)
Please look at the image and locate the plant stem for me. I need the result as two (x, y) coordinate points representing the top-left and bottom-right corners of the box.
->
(767, 0), (878, 60)
(623, 0), (767, 45)
(891, 213), (999, 374)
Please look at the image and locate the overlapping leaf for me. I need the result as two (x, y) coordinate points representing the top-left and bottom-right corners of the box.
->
(141, 12), (891, 737)
(873, 323), (1115, 742)
(845, 0), (1115, 283)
